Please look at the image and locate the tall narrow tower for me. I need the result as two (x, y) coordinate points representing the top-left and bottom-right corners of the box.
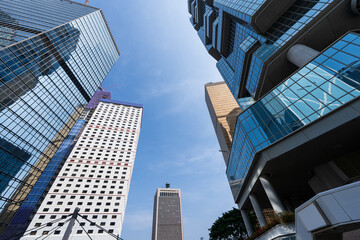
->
(152, 185), (183, 240)
(205, 82), (242, 165)
(20, 93), (143, 240)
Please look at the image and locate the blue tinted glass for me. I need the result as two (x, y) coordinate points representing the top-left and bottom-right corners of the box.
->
(227, 32), (360, 191)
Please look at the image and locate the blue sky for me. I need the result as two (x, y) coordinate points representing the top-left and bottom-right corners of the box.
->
(74, 0), (236, 239)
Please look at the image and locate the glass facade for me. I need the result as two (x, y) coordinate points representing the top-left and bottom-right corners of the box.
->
(227, 32), (360, 191)
(189, 0), (335, 110)
(188, 0), (360, 200)
(0, 0), (119, 234)
(0, 0), (97, 48)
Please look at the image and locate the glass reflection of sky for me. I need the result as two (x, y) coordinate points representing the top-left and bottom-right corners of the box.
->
(227, 32), (360, 190)
(0, 9), (119, 208)
(255, 0), (334, 61)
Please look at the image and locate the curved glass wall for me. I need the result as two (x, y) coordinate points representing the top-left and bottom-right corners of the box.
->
(227, 32), (360, 192)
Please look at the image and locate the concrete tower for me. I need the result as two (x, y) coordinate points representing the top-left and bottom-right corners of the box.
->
(20, 96), (143, 240)
(152, 185), (183, 240)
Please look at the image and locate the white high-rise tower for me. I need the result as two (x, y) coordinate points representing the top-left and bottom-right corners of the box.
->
(21, 95), (143, 240)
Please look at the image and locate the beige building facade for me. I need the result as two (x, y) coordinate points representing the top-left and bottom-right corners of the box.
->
(205, 82), (241, 165)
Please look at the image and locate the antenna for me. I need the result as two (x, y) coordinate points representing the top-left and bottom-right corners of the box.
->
(165, 183), (170, 188)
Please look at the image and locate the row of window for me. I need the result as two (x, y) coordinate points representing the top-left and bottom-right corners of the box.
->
(48, 195), (122, 200)
(30, 228), (115, 235)
(41, 207), (121, 213)
(45, 201), (121, 206)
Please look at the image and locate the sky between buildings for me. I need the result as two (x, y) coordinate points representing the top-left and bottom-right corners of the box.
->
(74, 0), (236, 239)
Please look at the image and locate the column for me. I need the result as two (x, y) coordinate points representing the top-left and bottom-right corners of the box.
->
(249, 194), (267, 227)
(287, 44), (320, 68)
(259, 177), (286, 213)
(240, 209), (253, 237)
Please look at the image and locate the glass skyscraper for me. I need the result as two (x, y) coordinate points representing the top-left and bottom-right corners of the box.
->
(189, 0), (360, 238)
(0, 0), (119, 236)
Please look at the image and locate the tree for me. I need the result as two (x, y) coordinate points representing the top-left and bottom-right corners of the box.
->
(209, 208), (250, 240)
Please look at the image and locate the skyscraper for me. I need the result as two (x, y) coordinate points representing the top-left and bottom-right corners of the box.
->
(0, 0), (119, 236)
(152, 186), (183, 240)
(20, 92), (143, 240)
(205, 81), (242, 166)
(189, 0), (360, 239)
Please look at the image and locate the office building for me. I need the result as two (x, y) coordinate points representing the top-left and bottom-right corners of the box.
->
(189, 0), (360, 239)
(0, 0), (119, 237)
(20, 93), (143, 240)
(205, 81), (241, 166)
(152, 186), (183, 240)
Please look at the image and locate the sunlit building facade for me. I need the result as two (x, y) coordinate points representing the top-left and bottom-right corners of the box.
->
(0, 0), (119, 237)
(189, 0), (360, 239)
(205, 81), (241, 166)
(152, 187), (183, 240)
(20, 94), (143, 240)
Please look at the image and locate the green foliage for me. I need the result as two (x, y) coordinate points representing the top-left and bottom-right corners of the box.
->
(246, 218), (280, 240)
(278, 211), (295, 223)
(246, 211), (295, 240)
(208, 208), (248, 240)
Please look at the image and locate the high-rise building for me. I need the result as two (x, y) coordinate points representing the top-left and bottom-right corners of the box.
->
(0, 0), (119, 236)
(205, 81), (242, 165)
(152, 186), (183, 240)
(189, 0), (360, 239)
(20, 92), (143, 240)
